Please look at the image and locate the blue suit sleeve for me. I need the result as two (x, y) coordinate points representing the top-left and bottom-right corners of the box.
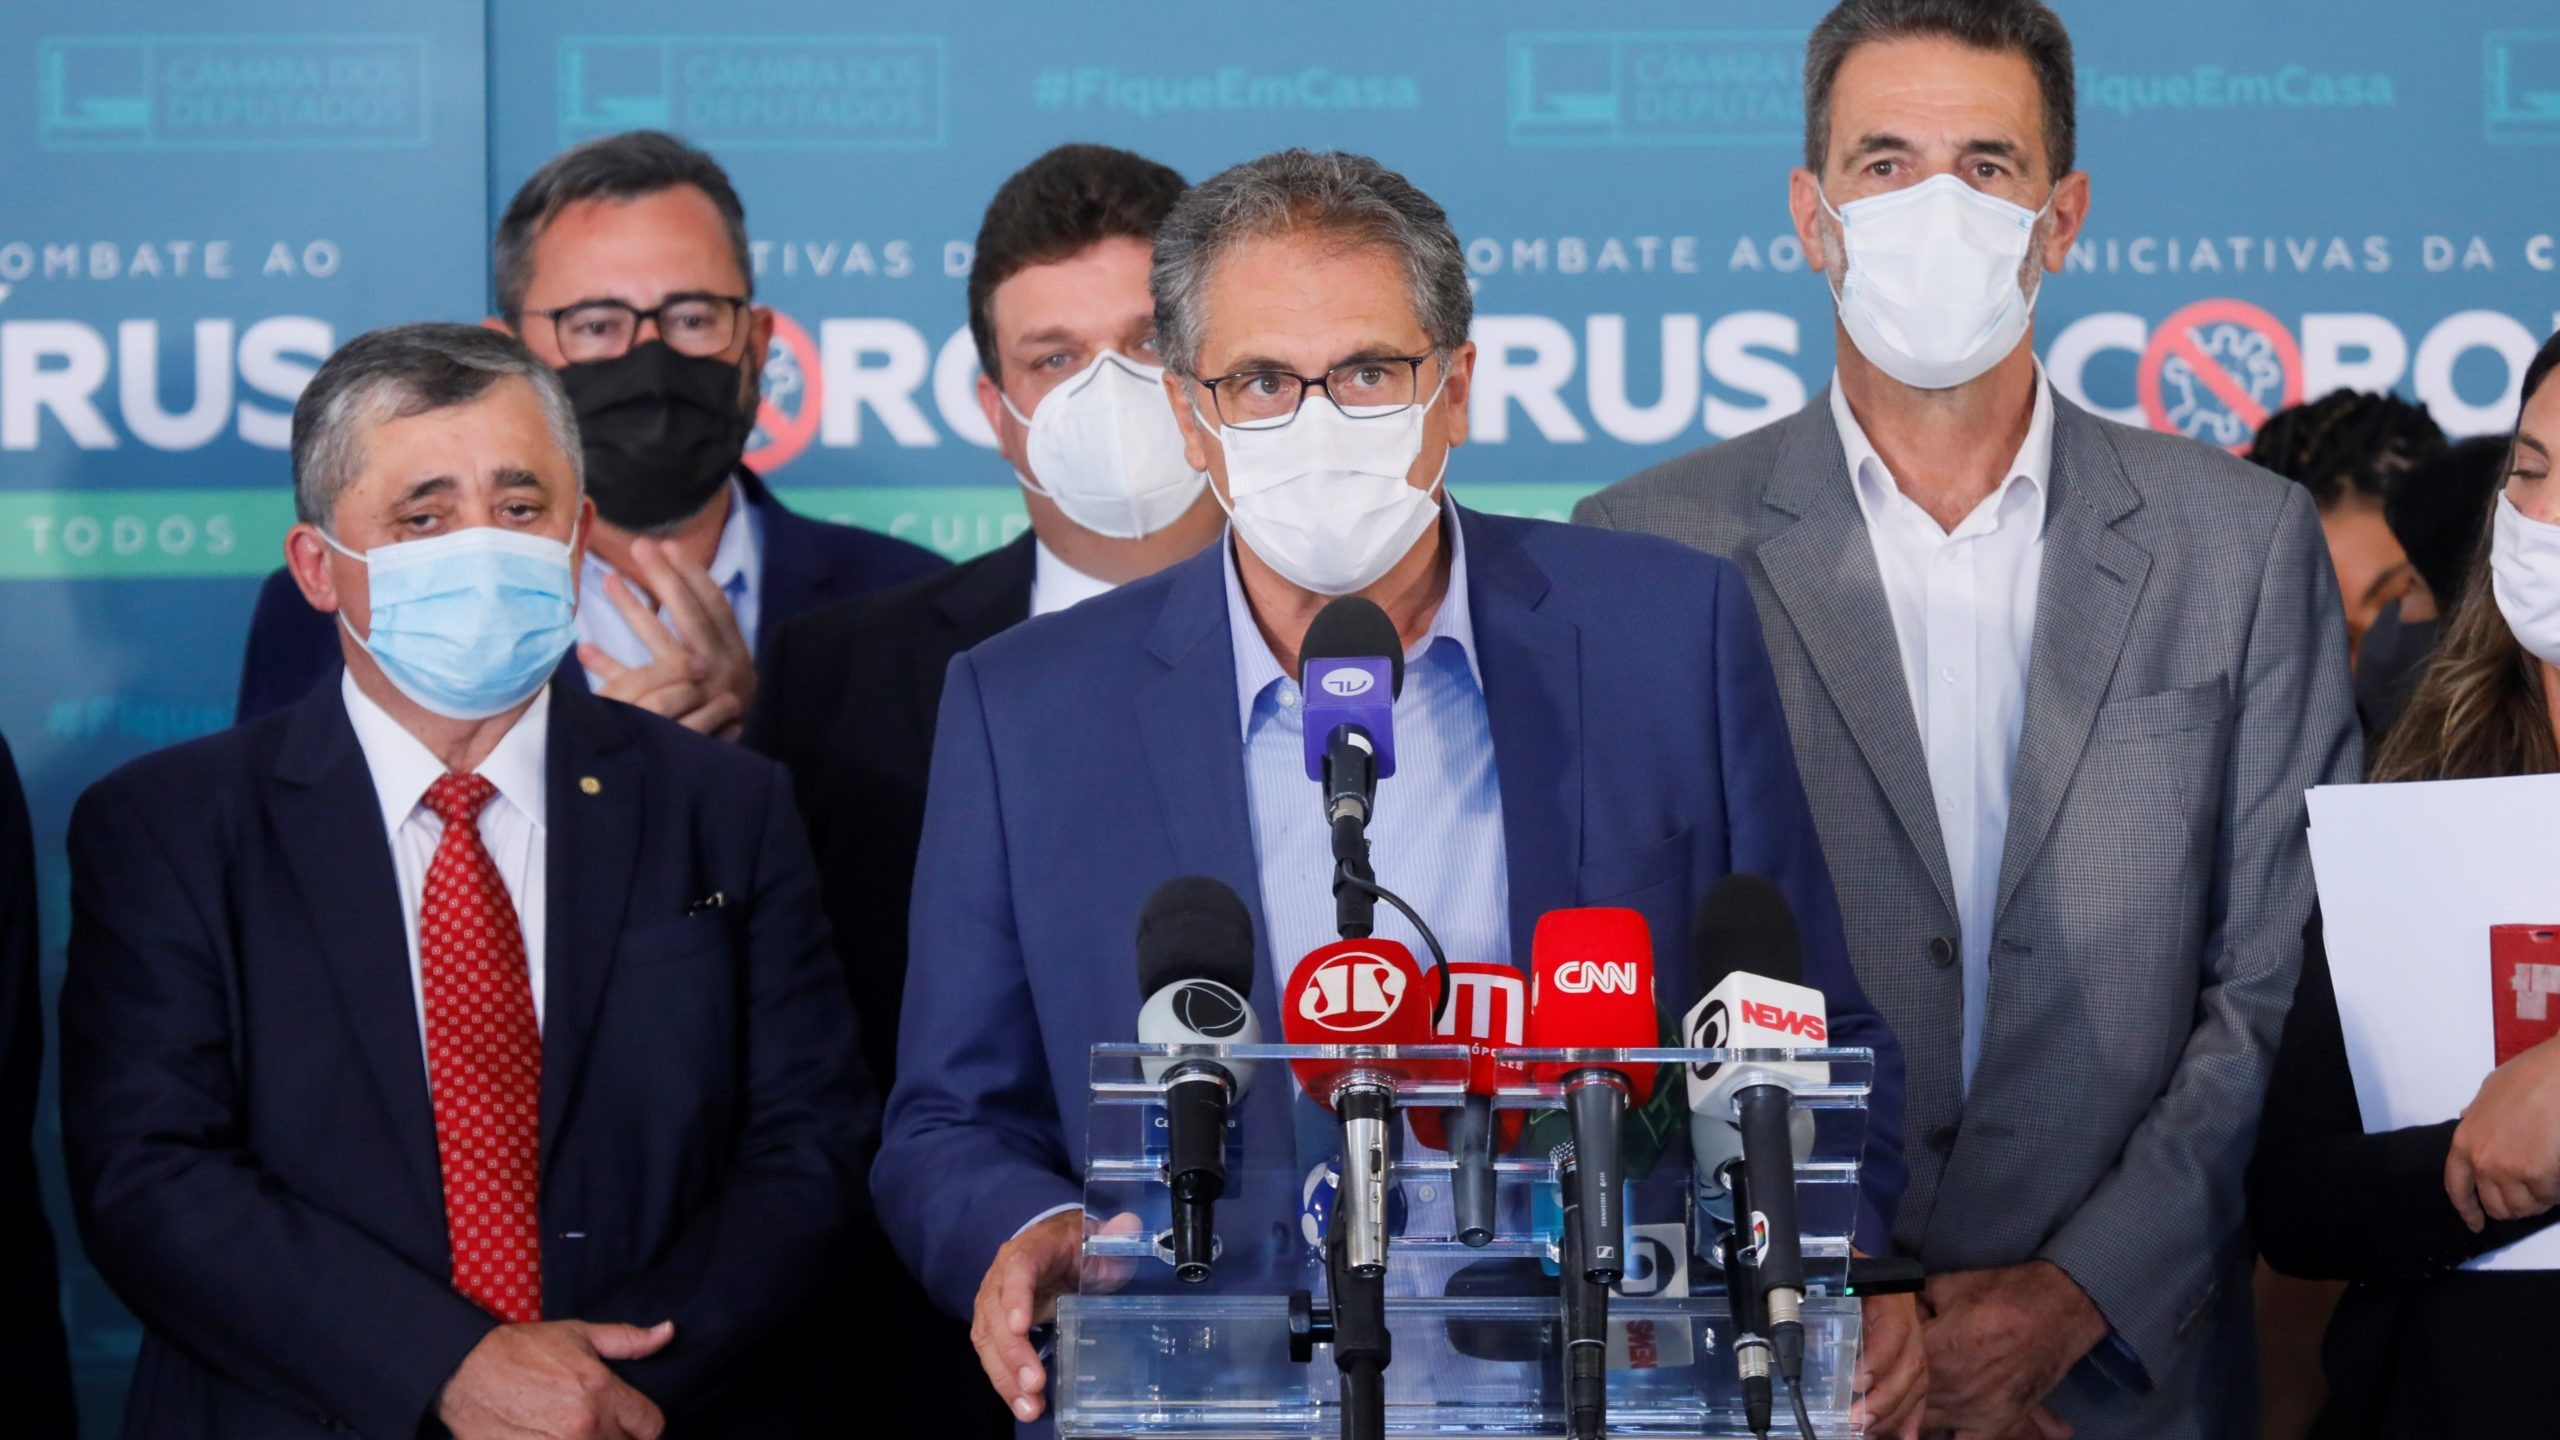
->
(1706, 559), (1909, 1253)
(872, 651), (1082, 1319)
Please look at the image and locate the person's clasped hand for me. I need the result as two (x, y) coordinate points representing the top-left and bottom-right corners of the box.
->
(580, 537), (758, 740)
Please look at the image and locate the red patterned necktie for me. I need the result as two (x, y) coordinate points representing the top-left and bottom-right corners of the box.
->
(418, 772), (543, 1323)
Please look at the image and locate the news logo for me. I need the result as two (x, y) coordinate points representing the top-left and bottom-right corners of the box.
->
(1294, 949), (1411, 1034)
(1737, 998), (1826, 1042)
(1553, 958), (1641, 996)
(1168, 981), (1251, 1039)
(1686, 998), (1730, 1085)
(1317, 667), (1375, 698)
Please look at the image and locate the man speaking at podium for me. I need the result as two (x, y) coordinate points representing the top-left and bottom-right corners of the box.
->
(876, 148), (1915, 1432)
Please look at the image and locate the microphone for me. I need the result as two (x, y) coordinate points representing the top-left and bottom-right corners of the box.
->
(1282, 936), (1435, 1439)
(1408, 962), (1528, 1246)
(1680, 875), (1824, 1398)
(1299, 597), (1402, 941)
(1134, 876), (1261, 1282)
(1524, 908), (1660, 1284)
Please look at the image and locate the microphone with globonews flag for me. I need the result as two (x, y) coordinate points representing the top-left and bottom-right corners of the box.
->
(1682, 874), (1826, 1433)
(1133, 875), (1262, 1283)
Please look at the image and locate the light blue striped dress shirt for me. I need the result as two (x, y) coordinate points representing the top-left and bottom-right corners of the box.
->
(1224, 515), (1514, 998)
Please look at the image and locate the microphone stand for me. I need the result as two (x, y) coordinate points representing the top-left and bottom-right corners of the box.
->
(1719, 1160), (1775, 1440)
(1555, 1146), (1608, 1440)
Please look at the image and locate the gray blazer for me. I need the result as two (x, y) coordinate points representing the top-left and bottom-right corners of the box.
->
(1576, 388), (2359, 1439)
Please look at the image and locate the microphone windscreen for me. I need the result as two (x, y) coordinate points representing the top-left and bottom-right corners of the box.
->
(1524, 908), (1658, 1049)
(1690, 873), (1802, 992)
(1137, 875), (1257, 996)
(1525, 908), (1659, 1095)
(1280, 937), (1437, 1105)
(1302, 595), (1405, 700)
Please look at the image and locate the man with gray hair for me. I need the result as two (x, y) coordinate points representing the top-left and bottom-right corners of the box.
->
(235, 129), (947, 735)
(61, 322), (874, 1439)
(876, 148), (1912, 1432)
(1577, 2), (2357, 1436)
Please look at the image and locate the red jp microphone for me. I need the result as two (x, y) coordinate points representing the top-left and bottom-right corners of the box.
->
(1524, 908), (1659, 1284)
(1282, 938), (1435, 1277)
(1409, 962), (1529, 1246)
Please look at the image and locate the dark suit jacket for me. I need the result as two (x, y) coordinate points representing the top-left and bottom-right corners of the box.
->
(2249, 917), (2560, 1439)
(744, 532), (1034, 1440)
(877, 506), (1910, 1323)
(61, 681), (876, 1440)
(234, 469), (949, 722)
(0, 733), (76, 1437)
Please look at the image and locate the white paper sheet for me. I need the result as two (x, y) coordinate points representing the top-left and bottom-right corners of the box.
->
(2305, 776), (2560, 1271)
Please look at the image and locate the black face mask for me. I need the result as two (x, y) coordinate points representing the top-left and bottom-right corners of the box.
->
(2354, 598), (2439, 738)
(559, 341), (755, 534)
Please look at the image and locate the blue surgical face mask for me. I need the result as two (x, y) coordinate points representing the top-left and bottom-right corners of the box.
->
(323, 523), (580, 720)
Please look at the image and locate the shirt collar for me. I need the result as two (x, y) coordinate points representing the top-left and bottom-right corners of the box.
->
(340, 670), (551, 833)
(1220, 502), (1481, 741)
(580, 474), (761, 601)
(1831, 361), (2054, 537)
(1030, 537), (1118, 617)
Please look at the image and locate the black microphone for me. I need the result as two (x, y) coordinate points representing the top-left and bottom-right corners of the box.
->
(1689, 876), (1813, 1397)
(1299, 597), (1403, 940)
(1135, 876), (1260, 1282)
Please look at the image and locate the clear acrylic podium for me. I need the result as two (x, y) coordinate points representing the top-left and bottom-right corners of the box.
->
(1054, 1042), (1878, 1438)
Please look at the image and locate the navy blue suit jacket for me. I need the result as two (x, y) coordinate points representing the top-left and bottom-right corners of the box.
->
(234, 469), (949, 722)
(61, 680), (876, 1439)
(875, 506), (1908, 1321)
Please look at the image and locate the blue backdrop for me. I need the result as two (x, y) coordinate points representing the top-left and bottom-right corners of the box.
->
(7, 0), (2557, 1425)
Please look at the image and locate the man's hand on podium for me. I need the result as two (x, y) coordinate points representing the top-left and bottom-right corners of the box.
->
(1855, 1288), (1926, 1439)
(972, 1210), (1145, 1422)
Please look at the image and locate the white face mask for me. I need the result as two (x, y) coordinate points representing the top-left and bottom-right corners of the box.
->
(1821, 173), (2051, 391)
(1002, 351), (1207, 540)
(1201, 374), (1449, 597)
(2490, 492), (2560, 665)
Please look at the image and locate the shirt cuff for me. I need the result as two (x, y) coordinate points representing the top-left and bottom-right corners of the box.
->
(1011, 1202), (1085, 1242)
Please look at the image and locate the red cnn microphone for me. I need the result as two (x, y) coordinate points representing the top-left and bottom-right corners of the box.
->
(1282, 938), (1436, 1277)
(1525, 908), (1659, 1284)
(1410, 963), (1529, 1246)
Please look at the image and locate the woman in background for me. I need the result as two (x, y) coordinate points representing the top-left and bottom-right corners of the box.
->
(2248, 328), (2560, 1438)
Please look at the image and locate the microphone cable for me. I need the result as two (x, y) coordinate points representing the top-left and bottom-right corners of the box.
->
(1332, 863), (1453, 1028)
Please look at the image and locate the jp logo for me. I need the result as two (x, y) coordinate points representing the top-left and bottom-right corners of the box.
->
(2138, 298), (2305, 453)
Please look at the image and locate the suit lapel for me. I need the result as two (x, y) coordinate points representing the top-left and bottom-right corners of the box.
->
(1755, 397), (1960, 923)
(537, 683), (645, 1175)
(740, 468), (828, 657)
(267, 686), (444, 1214)
(1994, 400), (2152, 924)
(1139, 543), (1285, 1043)
(1462, 509), (1582, 967)
(919, 536), (1037, 733)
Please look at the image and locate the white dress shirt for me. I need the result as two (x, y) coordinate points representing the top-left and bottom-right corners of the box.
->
(340, 671), (550, 1048)
(1832, 368), (2054, 1093)
(577, 475), (763, 681)
(1030, 538), (1117, 617)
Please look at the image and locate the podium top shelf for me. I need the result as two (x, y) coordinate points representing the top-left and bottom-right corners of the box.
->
(1088, 1042), (1878, 1109)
